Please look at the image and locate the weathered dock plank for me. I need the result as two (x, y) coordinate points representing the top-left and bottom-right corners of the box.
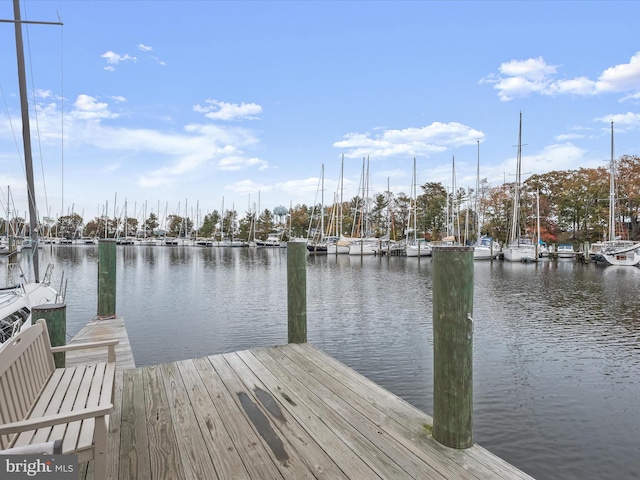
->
(221, 352), (349, 480)
(119, 369), (151, 480)
(254, 346), (453, 479)
(66, 317), (135, 371)
(192, 356), (286, 480)
(175, 358), (252, 480)
(63, 316), (134, 480)
(291, 343), (534, 480)
(235, 349), (382, 479)
(112, 344), (534, 480)
(63, 315), (533, 480)
(141, 365), (186, 480)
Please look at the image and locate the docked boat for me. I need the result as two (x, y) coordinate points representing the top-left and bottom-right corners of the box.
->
(348, 238), (378, 256)
(473, 235), (499, 260)
(1, 265), (60, 347)
(164, 236), (179, 246)
(405, 158), (431, 258)
(556, 244), (576, 259)
(255, 232), (282, 247)
(503, 113), (538, 263)
(593, 122), (640, 266)
(471, 142), (499, 260)
(327, 237), (352, 255)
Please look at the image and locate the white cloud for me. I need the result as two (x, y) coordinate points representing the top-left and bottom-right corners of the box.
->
(594, 112), (640, 132)
(11, 93), (267, 190)
(500, 57), (558, 81)
(70, 95), (120, 121)
(150, 56), (167, 66)
(194, 100), (262, 121)
(549, 77), (597, 96)
(101, 51), (136, 71)
(484, 52), (640, 101)
(110, 96), (127, 103)
(596, 52), (640, 92)
(138, 44), (153, 52)
(218, 155), (269, 171)
(475, 143), (590, 188)
(554, 133), (584, 142)
(333, 122), (485, 158)
(227, 179), (272, 195)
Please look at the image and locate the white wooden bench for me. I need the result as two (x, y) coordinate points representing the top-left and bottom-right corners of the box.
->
(0, 319), (118, 480)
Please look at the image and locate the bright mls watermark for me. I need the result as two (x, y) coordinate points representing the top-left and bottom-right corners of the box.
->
(1, 455), (77, 479)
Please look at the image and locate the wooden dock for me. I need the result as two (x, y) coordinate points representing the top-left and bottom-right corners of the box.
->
(67, 318), (535, 480)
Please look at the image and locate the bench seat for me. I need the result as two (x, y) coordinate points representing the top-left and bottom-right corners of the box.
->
(0, 319), (117, 480)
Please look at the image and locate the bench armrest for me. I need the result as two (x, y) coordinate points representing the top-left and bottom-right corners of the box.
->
(51, 339), (119, 363)
(0, 439), (62, 455)
(0, 405), (113, 436)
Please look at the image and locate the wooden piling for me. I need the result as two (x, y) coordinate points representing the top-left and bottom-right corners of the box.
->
(98, 239), (117, 318)
(33, 303), (66, 368)
(287, 241), (307, 343)
(432, 246), (474, 449)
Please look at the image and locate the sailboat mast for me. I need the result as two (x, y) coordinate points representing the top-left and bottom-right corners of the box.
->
(13, 0), (39, 279)
(339, 154), (344, 238)
(476, 140), (480, 242)
(509, 112), (523, 246)
(609, 121), (615, 242)
(320, 164), (325, 239)
(413, 158), (417, 243)
(10, 0), (62, 280)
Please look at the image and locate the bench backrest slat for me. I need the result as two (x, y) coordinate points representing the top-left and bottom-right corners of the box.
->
(0, 321), (56, 449)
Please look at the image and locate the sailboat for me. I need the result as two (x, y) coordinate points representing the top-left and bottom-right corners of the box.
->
(1, 1), (62, 347)
(327, 154), (352, 254)
(307, 164), (328, 254)
(502, 113), (538, 263)
(471, 141), (498, 260)
(348, 157), (377, 255)
(594, 122), (640, 266)
(405, 158), (431, 257)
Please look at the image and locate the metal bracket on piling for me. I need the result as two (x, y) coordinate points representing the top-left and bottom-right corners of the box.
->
(467, 314), (474, 340)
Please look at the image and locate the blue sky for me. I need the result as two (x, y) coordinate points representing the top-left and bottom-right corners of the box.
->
(1, 1), (640, 226)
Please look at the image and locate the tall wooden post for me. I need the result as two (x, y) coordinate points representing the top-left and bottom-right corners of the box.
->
(432, 246), (474, 449)
(33, 303), (66, 368)
(97, 239), (117, 318)
(287, 241), (307, 343)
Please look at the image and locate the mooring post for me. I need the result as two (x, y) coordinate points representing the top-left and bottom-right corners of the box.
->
(432, 245), (474, 449)
(33, 303), (66, 368)
(97, 239), (117, 318)
(287, 241), (307, 343)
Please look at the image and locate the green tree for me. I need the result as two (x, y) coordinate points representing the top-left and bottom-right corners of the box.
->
(167, 215), (193, 238)
(143, 213), (159, 237)
(56, 213), (83, 239)
(255, 209), (274, 240)
(200, 211), (219, 238)
(370, 193), (388, 237)
(417, 182), (447, 240)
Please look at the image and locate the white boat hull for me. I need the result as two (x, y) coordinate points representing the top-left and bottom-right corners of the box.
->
(601, 243), (640, 266)
(503, 245), (538, 262)
(406, 244), (431, 257)
(348, 241), (377, 256)
(473, 245), (498, 260)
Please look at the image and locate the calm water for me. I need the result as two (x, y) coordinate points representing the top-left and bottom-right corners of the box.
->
(9, 245), (640, 480)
